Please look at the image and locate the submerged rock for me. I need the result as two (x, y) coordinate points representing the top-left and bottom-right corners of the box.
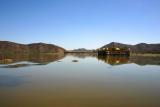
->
(72, 60), (78, 62)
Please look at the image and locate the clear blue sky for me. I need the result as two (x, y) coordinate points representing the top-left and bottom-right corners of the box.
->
(0, 0), (160, 49)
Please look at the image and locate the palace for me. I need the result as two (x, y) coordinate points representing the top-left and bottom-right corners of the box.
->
(97, 47), (130, 56)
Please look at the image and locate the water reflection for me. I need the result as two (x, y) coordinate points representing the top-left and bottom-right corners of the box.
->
(1, 63), (42, 68)
(0, 53), (160, 66)
(0, 53), (65, 64)
(130, 56), (160, 65)
(97, 55), (130, 65)
(66, 53), (97, 59)
(67, 53), (160, 66)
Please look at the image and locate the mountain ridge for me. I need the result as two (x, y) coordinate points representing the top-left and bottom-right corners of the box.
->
(0, 41), (160, 54)
(0, 41), (65, 54)
(101, 42), (160, 54)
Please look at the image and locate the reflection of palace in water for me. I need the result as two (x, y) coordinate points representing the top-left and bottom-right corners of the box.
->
(97, 55), (130, 65)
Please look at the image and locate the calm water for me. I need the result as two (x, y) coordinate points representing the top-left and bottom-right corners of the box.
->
(0, 53), (160, 107)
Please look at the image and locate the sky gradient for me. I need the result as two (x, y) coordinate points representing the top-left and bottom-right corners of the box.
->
(0, 0), (160, 49)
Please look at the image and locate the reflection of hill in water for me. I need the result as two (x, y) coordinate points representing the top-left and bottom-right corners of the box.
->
(66, 53), (97, 59)
(67, 53), (160, 66)
(129, 56), (160, 66)
(0, 53), (65, 64)
(0, 53), (160, 66)
(97, 55), (160, 66)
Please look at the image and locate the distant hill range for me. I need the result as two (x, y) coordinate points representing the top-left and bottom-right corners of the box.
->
(101, 42), (160, 54)
(0, 41), (160, 54)
(0, 41), (65, 54)
(67, 48), (95, 53)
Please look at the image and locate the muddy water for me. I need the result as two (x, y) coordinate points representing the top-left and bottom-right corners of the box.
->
(0, 53), (160, 107)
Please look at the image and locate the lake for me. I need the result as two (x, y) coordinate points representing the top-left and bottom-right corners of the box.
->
(0, 53), (160, 107)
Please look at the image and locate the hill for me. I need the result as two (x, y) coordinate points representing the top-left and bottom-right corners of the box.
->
(0, 41), (65, 54)
(101, 42), (160, 54)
